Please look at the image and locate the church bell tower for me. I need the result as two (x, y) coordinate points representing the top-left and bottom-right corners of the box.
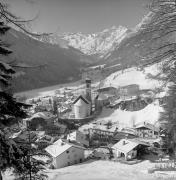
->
(85, 78), (91, 102)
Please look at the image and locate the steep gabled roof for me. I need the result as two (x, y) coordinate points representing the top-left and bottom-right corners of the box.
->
(135, 122), (159, 132)
(45, 139), (85, 158)
(73, 95), (89, 105)
(112, 139), (138, 154)
(45, 142), (71, 157)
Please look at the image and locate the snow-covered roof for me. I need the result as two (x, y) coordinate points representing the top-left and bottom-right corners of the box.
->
(30, 112), (53, 120)
(112, 139), (139, 154)
(10, 130), (22, 139)
(135, 122), (159, 132)
(45, 142), (72, 157)
(45, 139), (85, 157)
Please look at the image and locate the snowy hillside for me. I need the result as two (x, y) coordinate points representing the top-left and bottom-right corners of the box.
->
(39, 26), (129, 59)
(103, 63), (164, 90)
(96, 101), (163, 129)
(90, 62), (167, 128)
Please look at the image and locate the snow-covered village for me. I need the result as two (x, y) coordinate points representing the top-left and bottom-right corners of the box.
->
(1, 0), (176, 180)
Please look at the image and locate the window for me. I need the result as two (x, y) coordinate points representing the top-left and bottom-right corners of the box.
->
(154, 131), (158, 135)
(66, 150), (69, 154)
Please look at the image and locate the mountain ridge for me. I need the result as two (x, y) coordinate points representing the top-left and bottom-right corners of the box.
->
(3, 28), (94, 92)
(37, 26), (130, 59)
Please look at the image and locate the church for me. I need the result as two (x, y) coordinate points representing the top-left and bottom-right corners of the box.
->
(73, 78), (92, 119)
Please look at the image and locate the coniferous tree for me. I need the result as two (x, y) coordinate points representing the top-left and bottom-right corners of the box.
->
(0, 2), (50, 180)
(139, 0), (176, 154)
(159, 66), (176, 155)
(0, 20), (29, 180)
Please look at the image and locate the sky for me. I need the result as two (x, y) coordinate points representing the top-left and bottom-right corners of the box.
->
(5, 0), (150, 34)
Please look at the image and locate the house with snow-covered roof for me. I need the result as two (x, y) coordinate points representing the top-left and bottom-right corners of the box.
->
(45, 139), (85, 169)
(112, 139), (149, 160)
(134, 122), (159, 139)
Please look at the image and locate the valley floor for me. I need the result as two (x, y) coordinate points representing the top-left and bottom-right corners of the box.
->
(14, 80), (82, 99)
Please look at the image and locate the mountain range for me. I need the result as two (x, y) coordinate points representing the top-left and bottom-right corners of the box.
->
(37, 26), (130, 59)
(4, 13), (167, 93)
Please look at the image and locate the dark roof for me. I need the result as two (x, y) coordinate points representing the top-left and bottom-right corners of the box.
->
(85, 78), (91, 83)
(97, 86), (117, 93)
(73, 95), (89, 104)
(113, 132), (137, 140)
(120, 84), (139, 89)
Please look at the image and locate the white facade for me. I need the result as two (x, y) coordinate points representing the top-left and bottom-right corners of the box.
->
(114, 148), (137, 160)
(45, 139), (85, 169)
(112, 139), (138, 160)
(52, 146), (85, 169)
(67, 131), (89, 147)
(73, 96), (91, 119)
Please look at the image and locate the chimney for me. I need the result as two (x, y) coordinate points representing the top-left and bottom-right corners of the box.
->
(123, 140), (126, 145)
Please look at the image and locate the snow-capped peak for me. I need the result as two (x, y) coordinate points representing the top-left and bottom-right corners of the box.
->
(39, 26), (129, 59)
(60, 25), (129, 58)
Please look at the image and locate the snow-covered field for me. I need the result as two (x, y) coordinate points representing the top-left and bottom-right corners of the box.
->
(103, 63), (163, 90)
(96, 101), (163, 128)
(79, 100), (163, 132)
(3, 159), (176, 180)
(45, 160), (175, 180)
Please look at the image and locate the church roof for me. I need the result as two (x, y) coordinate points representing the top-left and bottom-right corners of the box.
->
(73, 95), (90, 105)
